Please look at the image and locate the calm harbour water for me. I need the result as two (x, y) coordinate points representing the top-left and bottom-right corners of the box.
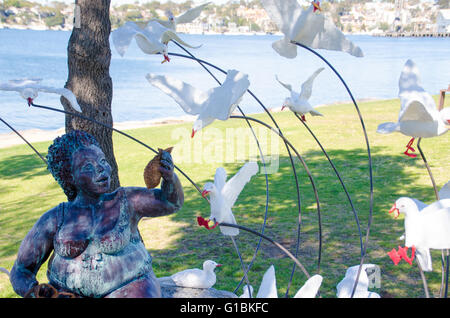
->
(0, 28), (449, 134)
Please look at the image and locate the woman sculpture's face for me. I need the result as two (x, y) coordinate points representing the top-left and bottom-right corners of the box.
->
(71, 145), (112, 197)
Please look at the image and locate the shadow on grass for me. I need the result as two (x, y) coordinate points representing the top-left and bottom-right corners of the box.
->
(0, 145), (443, 298)
(0, 153), (48, 180)
(147, 146), (439, 297)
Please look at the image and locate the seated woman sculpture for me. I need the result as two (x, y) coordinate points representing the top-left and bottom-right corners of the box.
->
(9, 130), (184, 298)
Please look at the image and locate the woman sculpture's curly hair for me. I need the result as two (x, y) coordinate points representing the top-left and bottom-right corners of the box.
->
(46, 130), (100, 201)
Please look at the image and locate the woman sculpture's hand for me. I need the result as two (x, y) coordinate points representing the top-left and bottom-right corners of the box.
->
(159, 150), (174, 182)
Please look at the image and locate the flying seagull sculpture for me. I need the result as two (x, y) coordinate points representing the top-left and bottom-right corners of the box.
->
(151, 2), (211, 31)
(0, 78), (81, 112)
(146, 69), (250, 137)
(112, 20), (201, 63)
(260, 0), (363, 58)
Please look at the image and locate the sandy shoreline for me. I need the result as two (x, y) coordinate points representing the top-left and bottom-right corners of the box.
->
(0, 115), (196, 149)
(0, 98), (378, 149)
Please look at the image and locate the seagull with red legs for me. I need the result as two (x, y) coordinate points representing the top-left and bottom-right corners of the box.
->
(146, 70), (249, 138)
(276, 67), (324, 121)
(388, 197), (450, 271)
(198, 162), (259, 236)
(377, 60), (449, 158)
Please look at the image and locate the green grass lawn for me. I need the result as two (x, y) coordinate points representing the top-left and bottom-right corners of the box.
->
(0, 96), (449, 298)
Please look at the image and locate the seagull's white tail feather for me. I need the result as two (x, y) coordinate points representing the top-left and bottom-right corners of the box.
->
(310, 109), (323, 116)
(415, 247), (433, 272)
(376, 122), (399, 134)
(294, 274), (323, 298)
(272, 37), (298, 59)
(439, 181), (450, 200)
(256, 265), (278, 298)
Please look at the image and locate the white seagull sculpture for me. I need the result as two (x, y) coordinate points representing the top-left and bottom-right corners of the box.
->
(377, 59), (449, 158)
(0, 78), (81, 112)
(170, 260), (221, 289)
(112, 20), (201, 63)
(198, 162), (259, 236)
(276, 67), (325, 121)
(388, 197), (450, 271)
(240, 265), (323, 298)
(146, 70), (250, 138)
(151, 2), (211, 31)
(336, 264), (381, 298)
(260, 0), (363, 59)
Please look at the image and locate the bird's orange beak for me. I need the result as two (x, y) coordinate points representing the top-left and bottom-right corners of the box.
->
(191, 129), (196, 138)
(389, 204), (400, 219)
(216, 264), (222, 267)
(201, 190), (210, 198)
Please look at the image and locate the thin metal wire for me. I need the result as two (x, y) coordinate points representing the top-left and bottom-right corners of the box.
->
(229, 115), (323, 282)
(220, 222), (310, 279)
(28, 102), (208, 199)
(0, 116), (48, 165)
(169, 44), (271, 294)
(294, 114), (363, 256)
(291, 41), (374, 298)
(417, 137), (448, 298)
(168, 50), (319, 297)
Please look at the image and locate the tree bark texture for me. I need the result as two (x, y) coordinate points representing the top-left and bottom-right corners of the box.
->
(62, 0), (120, 190)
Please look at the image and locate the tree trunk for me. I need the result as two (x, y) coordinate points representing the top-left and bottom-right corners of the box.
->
(61, 0), (120, 190)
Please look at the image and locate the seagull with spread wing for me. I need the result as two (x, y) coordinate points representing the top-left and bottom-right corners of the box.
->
(112, 20), (201, 63)
(260, 0), (363, 59)
(0, 78), (81, 112)
(146, 69), (250, 138)
(198, 162), (259, 236)
(151, 2), (211, 31)
(239, 265), (323, 298)
(276, 67), (324, 121)
(377, 60), (449, 158)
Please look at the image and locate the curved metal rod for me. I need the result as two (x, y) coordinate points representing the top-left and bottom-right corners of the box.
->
(0, 116), (48, 165)
(28, 102), (207, 199)
(417, 138), (439, 200)
(169, 43), (270, 294)
(291, 41), (374, 298)
(219, 222), (311, 280)
(294, 113), (363, 256)
(168, 50), (317, 296)
(417, 137), (448, 297)
(229, 114), (322, 273)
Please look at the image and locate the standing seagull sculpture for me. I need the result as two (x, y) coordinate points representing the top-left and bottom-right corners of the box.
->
(276, 67), (325, 121)
(388, 197), (450, 271)
(170, 260), (222, 289)
(0, 79), (81, 112)
(260, 0), (363, 59)
(146, 69), (250, 138)
(151, 2), (211, 31)
(112, 20), (201, 64)
(377, 60), (449, 158)
(198, 162), (259, 236)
